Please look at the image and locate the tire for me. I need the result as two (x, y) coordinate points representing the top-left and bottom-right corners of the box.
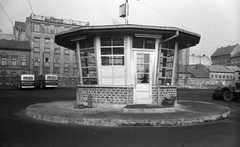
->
(223, 90), (234, 102)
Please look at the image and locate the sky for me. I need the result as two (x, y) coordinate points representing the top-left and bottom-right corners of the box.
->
(0, 0), (239, 57)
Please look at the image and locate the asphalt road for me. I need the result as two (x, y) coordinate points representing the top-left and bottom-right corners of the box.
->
(0, 87), (240, 147)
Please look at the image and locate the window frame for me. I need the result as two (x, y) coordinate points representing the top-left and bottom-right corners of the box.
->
(100, 36), (125, 66)
(79, 38), (97, 85)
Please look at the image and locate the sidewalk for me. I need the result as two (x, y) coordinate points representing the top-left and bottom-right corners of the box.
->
(25, 100), (230, 127)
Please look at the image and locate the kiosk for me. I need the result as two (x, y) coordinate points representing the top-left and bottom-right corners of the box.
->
(55, 24), (200, 108)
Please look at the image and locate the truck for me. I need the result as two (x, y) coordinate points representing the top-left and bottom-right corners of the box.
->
(212, 71), (240, 101)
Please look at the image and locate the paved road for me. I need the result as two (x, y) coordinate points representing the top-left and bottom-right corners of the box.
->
(0, 88), (240, 147)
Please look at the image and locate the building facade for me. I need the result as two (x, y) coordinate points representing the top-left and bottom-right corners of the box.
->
(0, 39), (31, 76)
(189, 54), (212, 65)
(211, 44), (240, 66)
(25, 13), (90, 76)
(230, 51), (240, 67)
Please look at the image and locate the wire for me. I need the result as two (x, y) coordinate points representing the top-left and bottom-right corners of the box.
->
(28, 0), (35, 14)
(0, 2), (14, 25)
(137, 0), (187, 29)
(137, 0), (221, 48)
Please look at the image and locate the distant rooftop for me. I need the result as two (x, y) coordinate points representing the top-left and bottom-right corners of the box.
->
(28, 13), (90, 26)
(211, 44), (239, 57)
(0, 39), (31, 51)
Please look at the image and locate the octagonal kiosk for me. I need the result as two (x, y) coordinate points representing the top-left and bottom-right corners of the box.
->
(55, 24), (200, 108)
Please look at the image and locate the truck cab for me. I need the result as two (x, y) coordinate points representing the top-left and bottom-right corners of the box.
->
(212, 71), (240, 101)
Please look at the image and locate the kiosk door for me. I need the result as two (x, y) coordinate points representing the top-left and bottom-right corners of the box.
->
(134, 52), (152, 104)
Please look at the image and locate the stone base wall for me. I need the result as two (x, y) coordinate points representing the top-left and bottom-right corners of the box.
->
(76, 86), (134, 108)
(152, 86), (177, 104)
(76, 85), (177, 108)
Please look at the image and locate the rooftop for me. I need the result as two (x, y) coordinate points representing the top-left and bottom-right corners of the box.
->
(211, 44), (239, 57)
(0, 39), (31, 51)
(55, 24), (201, 50)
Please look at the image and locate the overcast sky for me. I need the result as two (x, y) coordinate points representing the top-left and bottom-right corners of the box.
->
(0, 0), (239, 57)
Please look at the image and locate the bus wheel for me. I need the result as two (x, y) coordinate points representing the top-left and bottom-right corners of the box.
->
(223, 90), (234, 102)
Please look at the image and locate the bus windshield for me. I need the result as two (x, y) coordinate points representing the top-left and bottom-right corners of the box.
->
(46, 75), (57, 80)
(22, 76), (34, 80)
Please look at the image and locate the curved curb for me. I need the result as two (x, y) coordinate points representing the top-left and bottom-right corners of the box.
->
(25, 100), (231, 127)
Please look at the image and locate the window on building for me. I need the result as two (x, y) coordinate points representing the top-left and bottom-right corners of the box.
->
(44, 67), (50, 74)
(1, 57), (7, 66)
(64, 49), (70, 54)
(79, 38), (97, 85)
(100, 36), (125, 85)
(44, 38), (50, 47)
(54, 56), (60, 63)
(11, 58), (17, 66)
(223, 74), (225, 79)
(45, 25), (50, 34)
(44, 57), (49, 62)
(64, 68), (70, 76)
(44, 48), (50, 53)
(55, 27), (60, 34)
(159, 42), (175, 86)
(226, 75), (229, 79)
(33, 37), (40, 47)
(34, 24), (40, 32)
(53, 67), (60, 74)
(34, 47), (40, 52)
(21, 58), (27, 66)
(64, 63), (69, 68)
(210, 74), (214, 79)
(100, 36), (124, 66)
(34, 67), (40, 75)
(34, 53), (40, 62)
(132, 37), (155, 49)
(54, 47), (60, 54)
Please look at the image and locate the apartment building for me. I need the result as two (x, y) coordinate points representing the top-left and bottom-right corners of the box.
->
(211, 44), (240, 66)
(0, 39), (31, 76)
(24, 13), (90, 76)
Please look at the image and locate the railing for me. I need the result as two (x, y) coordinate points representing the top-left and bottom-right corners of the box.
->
(29, 13), (90, 26)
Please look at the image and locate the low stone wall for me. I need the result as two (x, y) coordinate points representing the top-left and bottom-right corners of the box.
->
(152, 86), (177, 105)
(0, 76), (79, 89)
(0, 76), (16, 88)
(57, 76), (79, 87)
(178, 78), (222, 89)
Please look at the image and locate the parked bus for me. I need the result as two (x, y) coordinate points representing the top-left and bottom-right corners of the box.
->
(15, 74), (35, 89)
(35, 74), (58, 89)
